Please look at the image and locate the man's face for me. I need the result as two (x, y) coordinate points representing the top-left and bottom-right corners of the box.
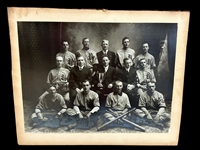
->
(102, 41), (109, 50)
(49, 87), (56, 96)
(122, 39), (130, 48)
(142, 43), (149, 53)
(147, 82), (156, 94)
(82, 38), (90, 49)
(102, 57), (110, 67)
(115, 82), (123, 93)
(139, 59), (146, 69)
(124, 59), (132, 69)
(62, 41), (69, 51)
(56, 57), (64, 68)
(77, 56), (85, 67)
(82, 81), (91, 93)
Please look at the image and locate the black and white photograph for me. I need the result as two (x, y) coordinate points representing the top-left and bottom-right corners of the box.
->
(8, 8), (189, 145)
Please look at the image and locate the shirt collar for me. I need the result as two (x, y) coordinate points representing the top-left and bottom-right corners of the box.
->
(78, 66), (84, 70)
(113, 91), (122, 96)
(125, 67), (130, 72)
(104, 65), (109, 72)
(104, 65), (109, 69)
(102, 50), (108, 54)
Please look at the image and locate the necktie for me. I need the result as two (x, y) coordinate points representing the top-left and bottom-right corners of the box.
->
(105, 67), (108, 73)
(79, 67), (83, 71)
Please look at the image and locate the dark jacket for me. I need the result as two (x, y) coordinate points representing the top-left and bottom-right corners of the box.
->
(69, 66), (92, 90)
(92, 65), (117, 93)
(117, 67), (137, 91)
(97, 50), (116, 68)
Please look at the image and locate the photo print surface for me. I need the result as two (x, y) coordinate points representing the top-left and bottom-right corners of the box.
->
(18, 22), (177, 133)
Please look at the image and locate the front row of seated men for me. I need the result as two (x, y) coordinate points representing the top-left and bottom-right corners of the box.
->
(31, 54), (170, 130)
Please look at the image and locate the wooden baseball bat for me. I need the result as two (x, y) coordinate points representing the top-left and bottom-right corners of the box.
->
(121, 117), (146, 132)
(105, 109), (146, 132)
(97, 107), (136, 131)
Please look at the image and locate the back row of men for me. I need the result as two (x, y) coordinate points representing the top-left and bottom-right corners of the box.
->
(31, 37), (170, 129)
(57, 37), (156, 72)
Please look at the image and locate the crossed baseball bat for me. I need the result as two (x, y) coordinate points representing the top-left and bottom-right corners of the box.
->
(97, 107), (146, 132)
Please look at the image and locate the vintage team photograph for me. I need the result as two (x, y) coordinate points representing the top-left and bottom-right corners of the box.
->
(8, 8), (189, 145)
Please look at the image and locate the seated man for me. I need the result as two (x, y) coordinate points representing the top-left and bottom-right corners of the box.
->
(31, 86), (68, 128)
(103, 80), (131, 124)
(68, 55), (93, 108)
(91, 54), (118, 106)
(68, 79), (100, 129)
(117, 57), (138, 107)
(46, 56), (70, 106)
(132, 81), (171, 128)
(134, 58), (156, 97)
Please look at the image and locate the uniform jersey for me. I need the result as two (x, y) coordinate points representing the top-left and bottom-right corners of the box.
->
(73, 90), (100, 111)
(138, 91), (166, 110)
(47, 67), (70, 86)
(115, 48), (135, 68)
(134, 53), (156, 70)
(36, 93), (67, 112)
(105, 92), (131, 111)
(56, 51), (76, 70)
(76, 49), (98, 69)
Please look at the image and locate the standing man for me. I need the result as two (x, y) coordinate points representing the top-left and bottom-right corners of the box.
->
(46, 56), (70, 105)
(133, 42), (156, 71)
(117, 57), (138, 107)
(91, 55), (118, 106)
(132, 81), (170, 128)
(97, 39), (116, 68)
(115, 37), (135, 69)
(103, 80), (131, 124)
(56, 40), (76, 71)
(75, 37), (99, 73)
(69, 55), (93, 108)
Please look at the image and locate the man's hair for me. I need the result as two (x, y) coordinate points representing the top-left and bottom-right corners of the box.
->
(101, 54), (110, 60)
(102, 39), (109, 44)
(75, 52), (83, 59)
(82, 37), (89, 43)
(123, 57), (132, 64)
(122, 37), (130, 43)
(56, 55), (64, 60)
(61, 39), (69, 44)
(48, 86), (56, 92)
(143, 42), (149, 46)
(138, 58), (146, 63)
(147, 81), (156, 86)
(82, 79), (91, 85)
(114, 80), (123, 87)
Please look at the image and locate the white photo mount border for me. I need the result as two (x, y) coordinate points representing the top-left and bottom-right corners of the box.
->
(8, 8), (190, 145)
